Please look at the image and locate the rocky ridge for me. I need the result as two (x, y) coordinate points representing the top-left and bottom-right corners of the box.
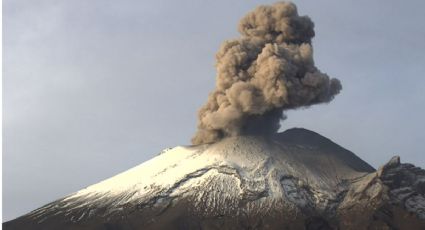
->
(4, 128), (425, 229)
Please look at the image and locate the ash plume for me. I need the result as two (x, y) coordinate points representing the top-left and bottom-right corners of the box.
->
(192, 1), (342, 145)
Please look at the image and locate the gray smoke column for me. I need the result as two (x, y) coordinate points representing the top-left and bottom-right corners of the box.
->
(192, 1), (342, 145)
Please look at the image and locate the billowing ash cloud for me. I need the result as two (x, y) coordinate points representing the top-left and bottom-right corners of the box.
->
(192, 2), (342, 145)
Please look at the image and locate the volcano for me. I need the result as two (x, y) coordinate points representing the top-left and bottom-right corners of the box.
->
(4, 128), (425, 229)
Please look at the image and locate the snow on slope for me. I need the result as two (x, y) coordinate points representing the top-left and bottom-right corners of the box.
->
(24, 129), (374, 225)
(7, 129), (425, 230)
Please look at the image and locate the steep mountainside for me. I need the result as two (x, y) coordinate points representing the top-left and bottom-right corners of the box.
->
(4, 128), (425, 229)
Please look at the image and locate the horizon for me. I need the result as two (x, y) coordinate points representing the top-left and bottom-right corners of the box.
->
(3, 0), (425, 221)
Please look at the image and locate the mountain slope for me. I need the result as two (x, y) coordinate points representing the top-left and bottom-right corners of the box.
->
(4, 128), (424, 230)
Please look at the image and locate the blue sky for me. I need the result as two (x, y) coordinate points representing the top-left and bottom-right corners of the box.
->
(3, 0), (425, 221)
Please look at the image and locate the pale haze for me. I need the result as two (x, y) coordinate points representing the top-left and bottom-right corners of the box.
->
(3, 0), (425, 221)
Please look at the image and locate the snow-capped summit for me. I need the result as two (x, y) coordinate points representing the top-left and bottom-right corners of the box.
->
(4, 128), (425, 229)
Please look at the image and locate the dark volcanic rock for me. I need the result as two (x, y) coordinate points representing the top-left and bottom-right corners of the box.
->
(337, 156), (425, 229)
(4, 128), (425, 229)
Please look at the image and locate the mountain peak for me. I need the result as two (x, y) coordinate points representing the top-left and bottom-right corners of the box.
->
(4, 129), (425, 230)
(276, 128), (375, 173)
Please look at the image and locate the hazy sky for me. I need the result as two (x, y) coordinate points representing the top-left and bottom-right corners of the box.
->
(3, 0), (425, 221)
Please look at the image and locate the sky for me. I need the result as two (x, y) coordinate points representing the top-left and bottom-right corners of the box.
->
(3, 0), (425, 221)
